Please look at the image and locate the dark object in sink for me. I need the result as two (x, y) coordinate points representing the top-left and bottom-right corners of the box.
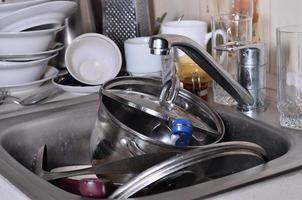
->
(52, 177), (117, 198)
(134, 170), (198, 197)
(22, 24), (61, 31)
(53, 72), (89, 87)
(78, 178), (112, 198)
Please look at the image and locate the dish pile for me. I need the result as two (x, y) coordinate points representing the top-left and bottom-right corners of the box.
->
(0, 0), (50, 19)
(0, 0), (77, 92)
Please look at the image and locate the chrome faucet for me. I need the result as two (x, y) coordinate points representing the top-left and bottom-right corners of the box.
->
(149, 34), (254, 106)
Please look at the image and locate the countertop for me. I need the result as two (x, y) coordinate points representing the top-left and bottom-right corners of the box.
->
(1, 85), (302, 200)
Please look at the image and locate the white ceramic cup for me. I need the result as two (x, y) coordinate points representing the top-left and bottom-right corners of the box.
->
(124, 37), (162, 77)
(161, 20), (211, 53)
(161, 20), (226, 56)
(65, 33), (122, 85)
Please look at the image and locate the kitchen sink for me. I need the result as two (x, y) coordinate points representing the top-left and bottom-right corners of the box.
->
(0, 94), (300, 199)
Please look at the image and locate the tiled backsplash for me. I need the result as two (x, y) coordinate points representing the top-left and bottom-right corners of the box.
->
(153, 0), (302, 90)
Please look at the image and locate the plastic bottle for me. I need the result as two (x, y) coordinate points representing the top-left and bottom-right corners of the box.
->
(170, 118), (193, 147)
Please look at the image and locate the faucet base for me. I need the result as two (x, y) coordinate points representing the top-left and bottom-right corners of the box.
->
(237, 104), (268, 117)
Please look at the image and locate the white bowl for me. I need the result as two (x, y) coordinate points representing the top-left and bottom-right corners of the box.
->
(0, 1), (77, 32)
(0, 0), (50, 19)
(0, 53), (57, 85)
(0, 42), (64, 61)
(0, 66), (58, 93)
(65, 33), (122, 85)
(0, 26), (64, 54)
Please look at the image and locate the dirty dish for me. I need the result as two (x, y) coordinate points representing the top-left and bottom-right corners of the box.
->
(0, 43), (64, 61)
(0, 53), (57, 85)
(52, 73), (101, 95)
(65, 33), (122, 85)
(0, 66), (58, 93)
(0, 26), (64, 54)
(0, 1), (77, 32)
(0, 0), (50, 19)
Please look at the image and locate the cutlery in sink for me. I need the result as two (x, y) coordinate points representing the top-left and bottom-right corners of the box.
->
(33, 145), (176, 181)
(0, 87), (63, 106)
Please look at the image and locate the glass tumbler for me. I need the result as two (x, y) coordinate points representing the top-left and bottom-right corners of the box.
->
(217, 0), (254, 17)
(212, 14), (253, 105)
(277, 25), (302, 130)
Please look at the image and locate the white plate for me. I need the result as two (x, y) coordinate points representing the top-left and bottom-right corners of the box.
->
(0, 0), (50, 19)
(0, 1), (77, 32)
(0, 42), (64, 61)
(0, 66), (58, 92)
(52, 74), (101, 95)
(52, 81), (101, 95)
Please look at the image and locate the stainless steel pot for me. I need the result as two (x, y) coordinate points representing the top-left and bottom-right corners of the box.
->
(90, 76), (225, 165)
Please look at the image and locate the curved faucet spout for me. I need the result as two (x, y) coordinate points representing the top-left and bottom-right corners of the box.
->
(149, 34), (254, 106)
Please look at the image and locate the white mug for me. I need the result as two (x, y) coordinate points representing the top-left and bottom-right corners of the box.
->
(161, 20), (225, 56)
(161, 20), (211, 46)
(124, 37), (162, 76)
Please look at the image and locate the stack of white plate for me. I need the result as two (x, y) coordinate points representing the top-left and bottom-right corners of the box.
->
(0, 0), (77, 92)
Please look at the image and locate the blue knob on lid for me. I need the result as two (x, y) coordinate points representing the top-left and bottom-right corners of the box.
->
(171, 118), (193, 147)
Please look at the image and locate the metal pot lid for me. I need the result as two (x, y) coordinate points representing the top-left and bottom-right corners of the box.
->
(101, 88), (221, 139)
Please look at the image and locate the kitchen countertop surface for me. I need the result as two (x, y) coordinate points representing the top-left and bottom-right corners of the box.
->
(1, 84), (302, 200)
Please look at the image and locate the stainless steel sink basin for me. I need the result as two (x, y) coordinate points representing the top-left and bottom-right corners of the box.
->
(0, 94), (300, 199)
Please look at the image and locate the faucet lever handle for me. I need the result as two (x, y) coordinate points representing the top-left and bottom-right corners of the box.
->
(234, 42), (266, 65)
